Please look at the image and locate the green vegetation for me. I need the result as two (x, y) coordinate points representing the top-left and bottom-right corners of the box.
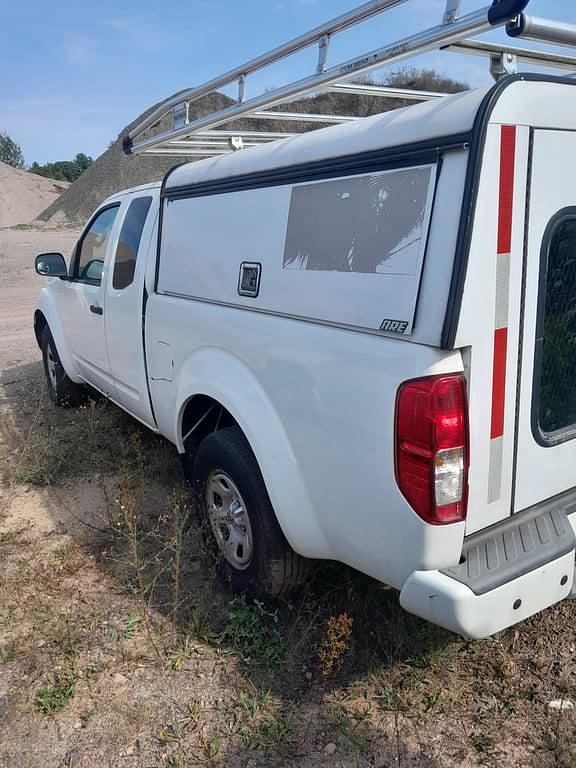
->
(217, 596), (285, 666)
(232, 690), (295, 752)
(36, 676), (76, 714)
(384, 66), (469, 94)
(0, 125), (93, 182)
(29, 152), (93, 183)
(0, 129), (25, 169)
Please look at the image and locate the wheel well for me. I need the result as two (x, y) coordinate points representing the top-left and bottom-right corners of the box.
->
(34, 311), (48, 349)
(181, 395), (238, 451)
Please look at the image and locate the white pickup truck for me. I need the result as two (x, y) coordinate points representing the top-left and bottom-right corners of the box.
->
(34, 74), (576, 639)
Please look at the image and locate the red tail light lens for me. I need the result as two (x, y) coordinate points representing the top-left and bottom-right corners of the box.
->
(395, 374), (469, 525)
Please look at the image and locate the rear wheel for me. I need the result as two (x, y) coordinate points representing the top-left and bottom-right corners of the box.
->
(41, 326), (84, 407)
(192, 426), (313, 597)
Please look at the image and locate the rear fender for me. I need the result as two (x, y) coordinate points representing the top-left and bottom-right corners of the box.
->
(173, 347), (328, 558)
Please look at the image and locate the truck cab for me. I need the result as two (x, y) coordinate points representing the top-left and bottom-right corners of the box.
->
(35, 183), (160, 426)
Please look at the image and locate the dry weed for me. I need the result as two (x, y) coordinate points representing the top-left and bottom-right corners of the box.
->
(317, 612), (353, 677)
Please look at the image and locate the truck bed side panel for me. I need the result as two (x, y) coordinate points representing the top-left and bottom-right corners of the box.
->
(146, 294), (465, 589)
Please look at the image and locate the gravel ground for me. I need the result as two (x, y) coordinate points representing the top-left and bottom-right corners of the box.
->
(0, 227), (79, 371)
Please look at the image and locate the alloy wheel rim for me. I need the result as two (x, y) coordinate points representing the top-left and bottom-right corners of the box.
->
(206, 471), (253, 570)
(47, 344), (58, 387)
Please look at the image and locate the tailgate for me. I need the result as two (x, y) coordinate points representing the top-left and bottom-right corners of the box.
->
(514, 129), (576, 513)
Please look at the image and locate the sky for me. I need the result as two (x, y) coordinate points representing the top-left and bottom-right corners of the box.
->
(0, 0), (574, 164)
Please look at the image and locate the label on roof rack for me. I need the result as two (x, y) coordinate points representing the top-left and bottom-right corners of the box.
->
(172, 102), (189, 131)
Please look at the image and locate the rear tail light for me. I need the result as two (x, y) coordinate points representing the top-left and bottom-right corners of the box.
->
(395, 374), (469, 525)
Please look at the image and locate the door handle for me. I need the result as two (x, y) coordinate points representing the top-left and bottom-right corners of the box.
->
(90, 304), (103, 315)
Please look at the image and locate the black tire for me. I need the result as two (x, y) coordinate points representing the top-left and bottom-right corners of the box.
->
(192, 426), (313, 598)
(41, 326), (84, 407)
(180, 436), (200, 485)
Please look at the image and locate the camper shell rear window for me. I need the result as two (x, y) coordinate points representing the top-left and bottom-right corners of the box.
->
(533, 207), (576, 445)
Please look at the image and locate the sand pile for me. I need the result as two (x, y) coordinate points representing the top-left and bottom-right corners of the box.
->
(0, 162), (69, 227)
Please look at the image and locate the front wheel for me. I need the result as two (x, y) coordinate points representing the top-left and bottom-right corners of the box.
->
(41, 326), (84, 407)
(192, 426), (313, 598)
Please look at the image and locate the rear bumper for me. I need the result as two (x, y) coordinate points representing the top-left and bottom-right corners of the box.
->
(400, 500), (576, 639)
(400, 551), (574, 639)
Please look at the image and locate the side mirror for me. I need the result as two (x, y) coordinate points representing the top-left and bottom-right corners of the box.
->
(35, 252), (68, 278)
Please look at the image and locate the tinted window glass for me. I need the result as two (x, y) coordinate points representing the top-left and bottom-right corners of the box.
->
(113, 197), (152, 290)
(75, 206), (119, 284)
(283, 166), (433, 274)
(537, 213), (576, 437)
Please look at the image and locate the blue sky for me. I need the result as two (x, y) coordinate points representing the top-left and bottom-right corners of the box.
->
(0, 0), (574, 164)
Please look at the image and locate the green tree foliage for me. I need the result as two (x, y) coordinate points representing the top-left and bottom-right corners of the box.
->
(0, 130), (25, 169)
(29, 152), (93, 183)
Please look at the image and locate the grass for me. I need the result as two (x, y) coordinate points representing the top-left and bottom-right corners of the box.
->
(80, 708), (95, 727)
(8, 223), (39, 231)
(121, 614), (142, 640)
(216, 596), (285, 666)
(0, 607), (15, 630)
(36, 676), (76, 714)
(232, 690), (295, 752)
(2, 367), (576, 765)
(8, 389), (178, 489)
(0, 641), (17, 663)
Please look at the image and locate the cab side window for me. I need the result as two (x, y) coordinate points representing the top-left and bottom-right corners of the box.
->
(112, 196), (153, 290)
(73, 205), (120, 284)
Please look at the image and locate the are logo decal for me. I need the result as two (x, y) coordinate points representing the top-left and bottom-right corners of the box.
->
(380, 319), (409, 334)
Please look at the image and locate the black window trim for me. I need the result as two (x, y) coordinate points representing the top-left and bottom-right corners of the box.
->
(69, 202), (121, 286)
(531, 206), (576, 447)
(111, 195), (153, 292)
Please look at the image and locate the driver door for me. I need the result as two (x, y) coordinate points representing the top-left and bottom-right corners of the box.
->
(58, 204), (121, 395)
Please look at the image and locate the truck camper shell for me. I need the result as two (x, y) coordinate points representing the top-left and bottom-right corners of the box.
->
(154, 75), (576, 352)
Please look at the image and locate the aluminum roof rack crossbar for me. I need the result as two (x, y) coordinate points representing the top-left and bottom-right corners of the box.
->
(124, 0), (574, 158)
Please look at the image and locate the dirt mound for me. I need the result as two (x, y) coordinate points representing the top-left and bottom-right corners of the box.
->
(38, 71), (467, 228)
(0, 162), (69, 228)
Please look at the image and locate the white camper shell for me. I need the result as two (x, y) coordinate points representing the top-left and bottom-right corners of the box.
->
(34, 0), (576, 640)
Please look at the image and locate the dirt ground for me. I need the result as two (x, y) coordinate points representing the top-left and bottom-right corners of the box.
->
(0, 226), (575, 768)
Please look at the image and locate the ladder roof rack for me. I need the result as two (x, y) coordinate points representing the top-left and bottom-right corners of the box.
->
(124, 0), (575, 159)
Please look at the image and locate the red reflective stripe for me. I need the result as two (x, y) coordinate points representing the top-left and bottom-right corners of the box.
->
(497, 125), (516, 255)
(491, 327), (508, 439)
(490, 125), (516, 444)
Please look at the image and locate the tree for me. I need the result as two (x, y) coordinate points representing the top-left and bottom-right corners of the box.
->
(29, 154), (93, 183)
(0, 130), (25, 169)
(74, 152), (92, 173)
